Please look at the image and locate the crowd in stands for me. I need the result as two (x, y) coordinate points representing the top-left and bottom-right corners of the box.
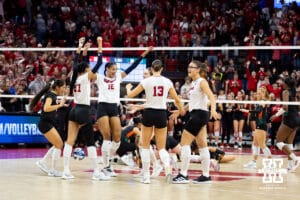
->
(0, 1), (299, 142)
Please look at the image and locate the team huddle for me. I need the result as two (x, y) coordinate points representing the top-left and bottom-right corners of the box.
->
(32, 37), (300, 184)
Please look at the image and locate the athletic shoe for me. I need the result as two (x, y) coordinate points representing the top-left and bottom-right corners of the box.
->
(151, 165), (163, 177)
(48, 169), (62, 177)
(243, 160), (257, 169)
(172, 173), (189, 184)
(120, 155), (135, 167)
(102, 166), (117, 177)
(92, 171), (111, 181)
(210, 160), (220, 172)
(192, 175), (211, 184)
(141, 173), (150, 184)
(36, 160), (49, 174)
(62, 171), (75, 180)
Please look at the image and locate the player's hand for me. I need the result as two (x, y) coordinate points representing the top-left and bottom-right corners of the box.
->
(126, 83), (133, 91)
(97, 36), (102, 43)
(169, 110), (180, 124)
(210, 110), (220, 120)
(142, 46), (153, 57)
(79, 37), (85, 48)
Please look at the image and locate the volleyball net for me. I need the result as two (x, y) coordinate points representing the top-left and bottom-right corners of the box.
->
(0, 45), (299, 105)
(0, 46), (299, 146)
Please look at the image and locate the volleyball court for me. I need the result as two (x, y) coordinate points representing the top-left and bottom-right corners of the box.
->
(0, 46), (299, 199)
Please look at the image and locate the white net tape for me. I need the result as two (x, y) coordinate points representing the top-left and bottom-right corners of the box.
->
(0, 94), (299, 105)
(0, 45), (300, 51)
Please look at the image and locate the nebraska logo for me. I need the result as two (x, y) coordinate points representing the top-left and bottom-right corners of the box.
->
(258, 158), (287, 184)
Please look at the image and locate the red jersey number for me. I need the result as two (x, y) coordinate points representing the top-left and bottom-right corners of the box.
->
(153, 86), (164, 96)
(108, 84), (114, 90)
(74, 84), (81, 92)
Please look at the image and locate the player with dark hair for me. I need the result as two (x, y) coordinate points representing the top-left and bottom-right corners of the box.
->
(62, 37), (109, 180)
(126, 59), (184, 184)
(31, 79), (66, 177)
(96, 47), (153, 177)
(171, 60), (219, 184)
(271, 77), (300, 172)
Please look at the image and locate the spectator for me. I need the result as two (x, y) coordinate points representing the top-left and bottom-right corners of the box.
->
(28, 74), (46, 94)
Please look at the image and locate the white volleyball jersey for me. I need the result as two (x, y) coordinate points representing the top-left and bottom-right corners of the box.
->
(96, 73), (122, 103)
(188, 77), (208, 112)
(141, 76), (173, 109)
(73, 73), (91, 105)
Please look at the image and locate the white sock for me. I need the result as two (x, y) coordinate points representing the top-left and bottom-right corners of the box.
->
(289, 153), (298, 161)
(180, 145), (191, 176)
(149, 146), (157, 163)
(140, 148), (150, 174)
(87, 146), (99, 174)
(110, 141), (120, 158)
(63, 143), (72, 173)
(199, 147), (210, 177)
(288, 160), (294, 169)
(101, 140), (112, 167)
(262, 147), (271, 157)
(190, 154), (201, 162)
(41, 146), (55, 162)
(51, 147), (61, 171)
(158, 149), (171, 174)
(252, 145), (260, 156)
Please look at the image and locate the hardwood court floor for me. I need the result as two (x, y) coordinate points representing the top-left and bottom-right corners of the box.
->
(0, 148), (299, 200)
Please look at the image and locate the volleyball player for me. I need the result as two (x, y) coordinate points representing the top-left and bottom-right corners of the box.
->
(34, 41), (90, 173)
(243, 87), (272, 169)
(171, 60), (219, 184)
(115, 117), (142, 166)
(271, 77), (300, 172)
(62, 37), (109, 180)
(30, 79), (66, 177)
(126, 59), (184, 184)
(95, 46), (153, 177)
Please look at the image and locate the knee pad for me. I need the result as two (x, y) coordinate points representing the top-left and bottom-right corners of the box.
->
(276, 142), (285, 151)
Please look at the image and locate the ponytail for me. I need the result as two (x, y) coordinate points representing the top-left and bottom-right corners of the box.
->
(29, 82), (51, 111)
(29, 79), (65, 111)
